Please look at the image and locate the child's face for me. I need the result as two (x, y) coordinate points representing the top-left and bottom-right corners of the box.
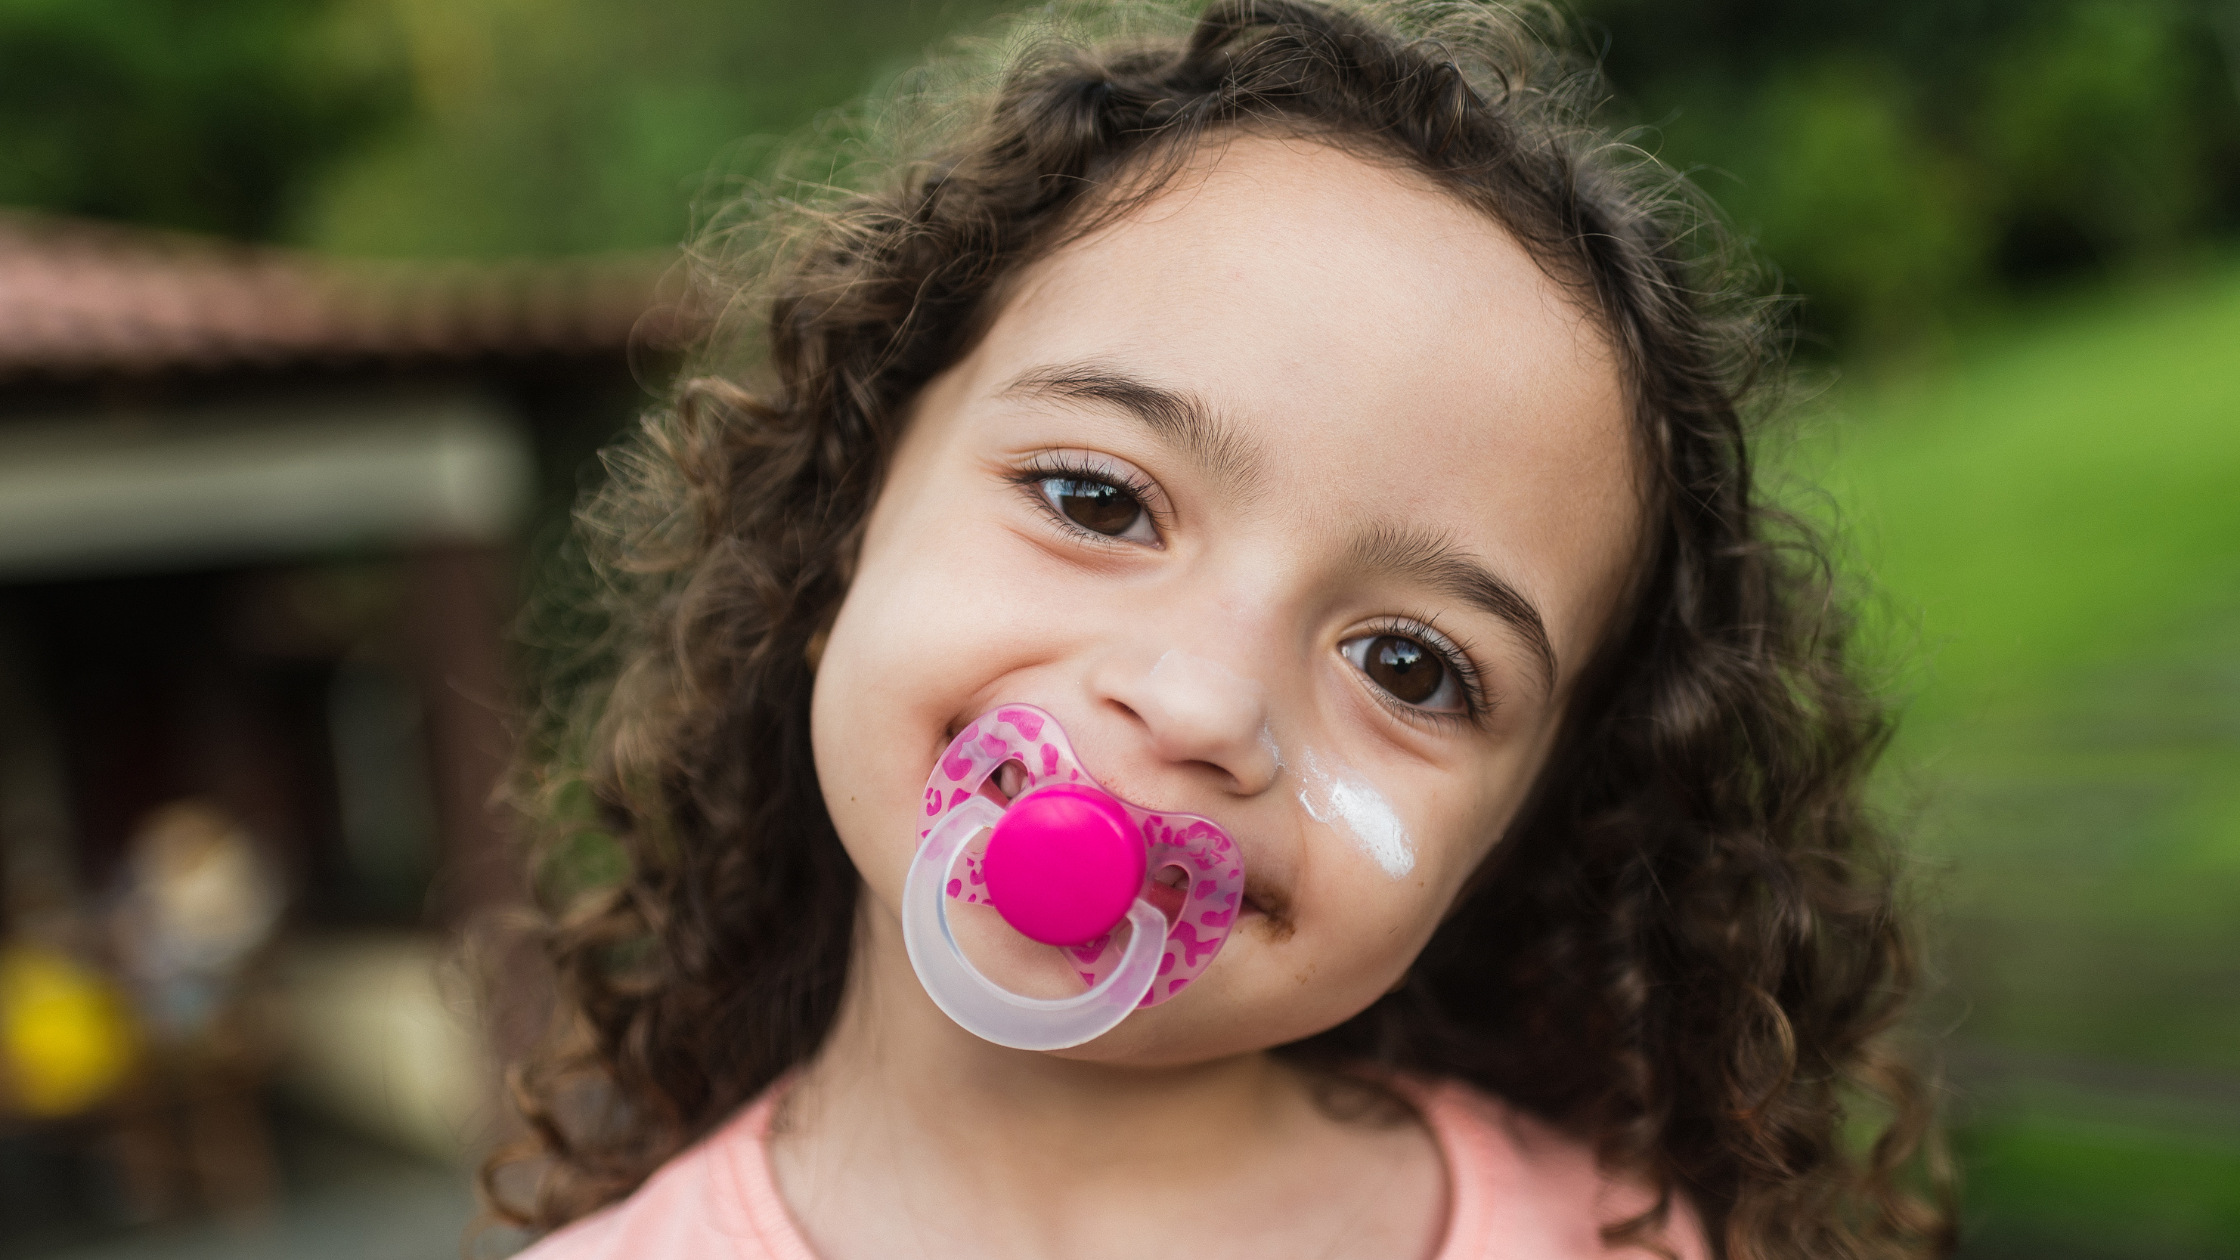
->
(812, 134), (1640, 1062)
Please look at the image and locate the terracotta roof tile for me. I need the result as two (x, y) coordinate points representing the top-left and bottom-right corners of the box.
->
(0, 211), (680, 379)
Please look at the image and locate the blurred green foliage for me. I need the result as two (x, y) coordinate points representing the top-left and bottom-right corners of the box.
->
(0, 0), (406, 239)
(295, 0), (1003, 258)
(0, 0), (999, 257)
(1957, 1100), (2240, 1258)
(5, 0), (2237, 356)
(1588, 0), (2240, 352)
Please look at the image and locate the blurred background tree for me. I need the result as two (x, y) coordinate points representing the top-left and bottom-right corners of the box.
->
(0, 0), (408, 240)
(0, 0), (1005, 258)
(7, 0), (2237, 361)
(1586, 0), (2240, 354)
(293, 0), (1008, 258)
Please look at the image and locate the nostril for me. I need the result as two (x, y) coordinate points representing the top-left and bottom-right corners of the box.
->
(1194, 759), (1249, 794)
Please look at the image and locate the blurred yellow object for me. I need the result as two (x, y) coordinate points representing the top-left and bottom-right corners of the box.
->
(1, 943), (138, 1117)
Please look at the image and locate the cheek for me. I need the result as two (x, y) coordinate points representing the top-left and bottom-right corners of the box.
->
(1411, 745), (1538, 887)
(810, 509), (1086, 908)
(1343, 741), (1527, 887)
(1282, 747), (1533, 984)
(811, 543), (967, 905)
(1314, 879), (1448, 985)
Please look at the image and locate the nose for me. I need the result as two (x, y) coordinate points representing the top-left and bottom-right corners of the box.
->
(1097, 648), (1278, 795)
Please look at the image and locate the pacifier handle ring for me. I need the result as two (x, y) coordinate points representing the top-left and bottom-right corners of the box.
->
(902, 795), (1166, 1051)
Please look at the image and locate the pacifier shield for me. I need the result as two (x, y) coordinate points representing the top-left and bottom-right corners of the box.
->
(904, 704), (1246, 1049)
(984, 784), (1145, 947)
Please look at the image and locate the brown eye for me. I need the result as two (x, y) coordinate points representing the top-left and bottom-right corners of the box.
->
(1365, 635), (1441, 702)
(1339, 632), (1464, 713)
(1039, 477), (1151, 540)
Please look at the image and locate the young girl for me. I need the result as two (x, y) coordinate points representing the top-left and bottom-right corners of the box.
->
(490, 3), (1950, 1257)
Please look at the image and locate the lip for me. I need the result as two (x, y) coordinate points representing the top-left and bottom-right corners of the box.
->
(1241, 875), (1291, 934)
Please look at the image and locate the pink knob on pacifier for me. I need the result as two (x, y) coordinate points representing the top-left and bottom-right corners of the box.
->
(983, 784), (1146, 947)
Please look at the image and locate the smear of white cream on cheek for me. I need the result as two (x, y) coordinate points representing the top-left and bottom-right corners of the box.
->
(1295, 748), (1415, 878)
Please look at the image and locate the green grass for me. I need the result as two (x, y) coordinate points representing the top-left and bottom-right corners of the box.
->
(1956, 1104), (2240, 1259)
(1779, 262), (2240, 1254)
(1790, 259), (2240, 962)
(1796, 266), (2240, 732)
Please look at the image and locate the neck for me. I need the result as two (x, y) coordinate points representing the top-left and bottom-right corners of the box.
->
(766, 895), (1449, 1260)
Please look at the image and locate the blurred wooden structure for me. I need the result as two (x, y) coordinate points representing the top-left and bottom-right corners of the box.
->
(0, 210), (672, 1160)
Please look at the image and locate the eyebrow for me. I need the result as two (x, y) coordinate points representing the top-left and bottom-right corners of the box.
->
(1001, 363), (1263, 490)
(1347, 523), (1559, 700)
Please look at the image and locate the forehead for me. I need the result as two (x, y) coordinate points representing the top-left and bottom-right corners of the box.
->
(960, 134), (1640, 680)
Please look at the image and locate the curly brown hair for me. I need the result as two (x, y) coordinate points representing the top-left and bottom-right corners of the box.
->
(486, 3), (1954, 1257)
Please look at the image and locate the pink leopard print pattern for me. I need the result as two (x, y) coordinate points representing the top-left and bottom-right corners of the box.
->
(921, 705), (1245, 1007)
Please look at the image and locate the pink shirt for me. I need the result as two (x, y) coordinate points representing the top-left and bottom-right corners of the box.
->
(518, 1079), (1708, 1260)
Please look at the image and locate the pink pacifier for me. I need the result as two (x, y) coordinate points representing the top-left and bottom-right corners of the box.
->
(903, 704), (1246, 1050)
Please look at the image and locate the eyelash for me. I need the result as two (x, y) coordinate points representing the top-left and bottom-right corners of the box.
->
(1005, 454), (1493, 727)
(1354, 614), (1493, 727)
(1007, 453), (1170, 545)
